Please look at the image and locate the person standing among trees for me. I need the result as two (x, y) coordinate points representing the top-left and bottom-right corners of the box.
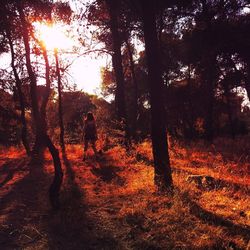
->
(83, 112), (98, 160)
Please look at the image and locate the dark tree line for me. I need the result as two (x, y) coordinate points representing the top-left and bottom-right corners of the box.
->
(85, 0), (250, 189)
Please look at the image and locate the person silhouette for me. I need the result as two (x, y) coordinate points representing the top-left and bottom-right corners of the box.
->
(83, 112), (98, 160)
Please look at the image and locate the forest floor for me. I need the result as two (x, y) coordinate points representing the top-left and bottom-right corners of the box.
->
(0, 137), (249, 250)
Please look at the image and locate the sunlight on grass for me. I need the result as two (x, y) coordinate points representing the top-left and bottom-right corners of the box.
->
(1, 137), (249, 249)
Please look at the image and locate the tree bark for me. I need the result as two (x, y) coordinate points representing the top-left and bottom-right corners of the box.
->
(40, 46), (50, 130)
(106, 0), (130, 144)
(246, 62), (250, 101)
(46, 135), (63, 209)
(140, 1), (173, 190)
(17, 3), (40, 123)
(106, 0), (126, 118)
(54, 48), (65, 151)
(203, 56), (216, 142)
(185, 64), (196, 139)
(223, 83), (235, 139)
(125, 38), (139, 139)
(17, 3), (43, 154)
(4, 15), (30, 155)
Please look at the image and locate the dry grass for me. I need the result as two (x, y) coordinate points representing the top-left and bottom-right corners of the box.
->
(0, 137), (249, 249)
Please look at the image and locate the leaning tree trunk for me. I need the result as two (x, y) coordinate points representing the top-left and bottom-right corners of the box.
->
(54, 48), (65, 151)
(140, 1), (173, 190)
(5, 19), (30, 155)
(17, 3), (43, 155)
(105, 0), (130, 144)
(17, 3), (63, 209)
(40, 44), (64, 209)
(46, 135), (63, 209)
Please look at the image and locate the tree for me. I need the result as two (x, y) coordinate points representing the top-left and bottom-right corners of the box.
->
(139, 0), (173, 190)
(2, 6), (31, 155)
(124, 38), (139, 139)
(104, 0), (130, 144)
(15, 0), (64, 209)
(54, 48), (65, 151)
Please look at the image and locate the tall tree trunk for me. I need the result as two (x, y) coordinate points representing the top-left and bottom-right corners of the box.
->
(223, 83), (235, 139)
(17, 3), (43, 154)
(107, 0), (126, 118)
(54, 48), (65, 151)
(204, 82), (214, 141)
(203, 55), (216, 142)
(246, 62), (250, 101)
(125, 38), (138, 139)
(4, 16), (30, 155)
(17, 3), (63, 209)
(200, 1), (215, 142)
(106, 0), (130, 143)
(140, 1), (173, 190)
(186, 64), (195, 139)
(40, 47), (50, 129)
(17, 3), (39, 120)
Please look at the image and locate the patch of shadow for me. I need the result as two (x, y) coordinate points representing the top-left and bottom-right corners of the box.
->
(0, 157), (48, 249)
(132, 240), (167, 250)
(210, 239), (242, 250)
(91, 165), (125, 184)
(125, 212), (147, 230)
(175, 168), (249, 193)
(180, 190), (250, 241)
(91, 234), (121, 250)
(0, 159), (28, 188)
(135, 153), (153, 166)
(61, 149), (85, 206)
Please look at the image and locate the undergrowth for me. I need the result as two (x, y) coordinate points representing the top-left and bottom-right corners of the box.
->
(0, 135), (249, 249)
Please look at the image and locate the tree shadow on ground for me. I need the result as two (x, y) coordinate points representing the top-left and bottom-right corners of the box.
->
(89, 154), (126, 186)
(174, 168), (249, 194)
(0, 156), (50, 249)
(177, 188), (250, 242)
(91, 164), (121, 183)
(0, 158), (28, 188)
(42, 149), (122, 250)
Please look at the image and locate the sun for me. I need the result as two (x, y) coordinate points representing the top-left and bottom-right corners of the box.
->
(33, 22), (108, 95)
(34, 22), (73, 51)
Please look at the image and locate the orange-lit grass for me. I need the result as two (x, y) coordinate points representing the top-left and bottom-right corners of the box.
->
(0, 145), (26, 160)
(134, 137), (250, 188)
(0, 146), (28, 198)
(1, 137), (249, 249)
(59, 140), (249, 249)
